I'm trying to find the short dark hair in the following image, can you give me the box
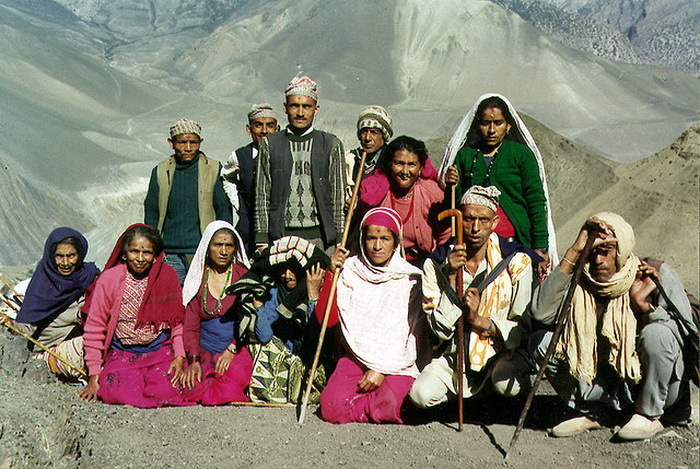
[381,135,429,172]
[120,225,164,258]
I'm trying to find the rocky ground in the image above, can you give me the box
[0,330,698,469]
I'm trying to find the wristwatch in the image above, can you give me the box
[226,343,237,354]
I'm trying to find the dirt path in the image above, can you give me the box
[0,331,697,468]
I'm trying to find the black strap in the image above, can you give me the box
[430,251,518,313]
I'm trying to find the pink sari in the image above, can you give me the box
[98,338,193,408]
[182,347,253,405]
[320,356,415,424]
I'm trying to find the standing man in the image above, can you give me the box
[345,105,393,194]
[144,118,232,284]
[254,76,345,251]
[410,185,534,409]
[529,213,695,440]
[222,104,280,254]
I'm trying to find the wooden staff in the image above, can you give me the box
[437,208,465,431]
[0,274,23,303]
[0,294,87,377]
[229,401,295,408]
[297,151,368,424]
[505,233,596,459]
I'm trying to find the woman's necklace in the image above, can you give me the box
[467,146,500,187]
[389,189,415,224]
[203,265,232,315]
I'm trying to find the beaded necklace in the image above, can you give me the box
[389,190,414,224]
[202,265,232,315]
[467,145,500,187]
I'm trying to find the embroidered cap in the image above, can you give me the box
[357,106,393,142]
[285,76,318,101]
[460,185,501,212]
[169,118,201,138]
[247,104,277,122]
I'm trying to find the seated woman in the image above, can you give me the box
[78,224,190,408]
[228,236,328,403]
[439,93,557,274]
[355,136,450,267]
[317,207,425,424]
[180,221,252,405]
[0,228,99,379]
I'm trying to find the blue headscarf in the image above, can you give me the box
[16,227,100,324]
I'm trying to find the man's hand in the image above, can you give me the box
[630,261,660,315]
[560,216,616,274]
[358,369,385,392]
[464,287,481,323]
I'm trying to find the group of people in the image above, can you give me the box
[0,75,695,444]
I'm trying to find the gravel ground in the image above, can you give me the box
[0,330,697,469]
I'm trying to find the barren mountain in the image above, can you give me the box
[537,0,700,75]
[0,0,698,282]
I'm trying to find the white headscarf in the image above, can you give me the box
[336,208,422,376]
[438,93,558,264]
[182,221,250,306]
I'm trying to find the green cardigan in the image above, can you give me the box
[455,139,548,250]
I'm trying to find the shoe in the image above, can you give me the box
[550,416,602,438]
[617,414,664,441]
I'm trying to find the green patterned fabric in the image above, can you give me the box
[248,336,326,404]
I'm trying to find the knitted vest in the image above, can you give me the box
[155,153,219,235]
[266,130,337,244]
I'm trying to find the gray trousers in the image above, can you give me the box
[528,321,689,421]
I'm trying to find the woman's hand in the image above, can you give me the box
[168,356,187,387]
[306,264,325,301]
[78,375,100,402]
[358,369,385,393]
[445,165,459,186]
[215,349,234,375]
[330,247,349,272]
[183,360,202,389]
[0,313,13,327]
[534,249,551,277]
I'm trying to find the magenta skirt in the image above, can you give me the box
[320,356,415,424]
[183,347,253,406]
[98,341,193,408]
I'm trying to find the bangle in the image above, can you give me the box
[561,257,576,267]
[188,354,200,364]
[482,319,494,338]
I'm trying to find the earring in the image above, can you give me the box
[122,255,127,261]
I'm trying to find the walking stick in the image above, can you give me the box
[437,208,465,431]
[505,233,596,459]
[0,294,88,378]
[298,151,368,424]
[0,275,23,304]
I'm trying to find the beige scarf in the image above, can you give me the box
[557,254,642,385]
[468,234,531,371]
